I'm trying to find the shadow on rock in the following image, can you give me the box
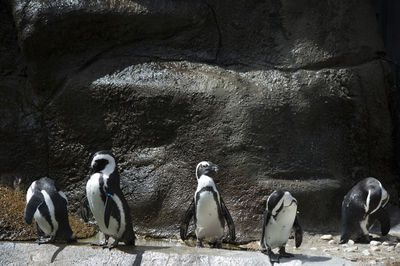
[50,244,66,263]
[281,254,332,264]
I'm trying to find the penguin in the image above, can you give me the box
[260,190,303,263]
[24,177,76,244]
[340,177,390,244]
[180,161,235,248]
[86,150,135,249]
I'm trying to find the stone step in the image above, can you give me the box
[0,242,354,266]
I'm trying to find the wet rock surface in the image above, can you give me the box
[0,0,398,242]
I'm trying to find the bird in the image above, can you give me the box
[340,177,390,244]
[180,161,235,248]
[24,177,76,244]
[260,189,302,263]
[85,150,135,249]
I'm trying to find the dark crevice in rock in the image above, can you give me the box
[202,0,222,62]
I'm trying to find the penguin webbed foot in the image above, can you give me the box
[339,235,349,244]
[210,241,222,249]
[357,235,371,244]
[92,235,110,248]
[107,240,120,250]
[67,235,77,243]
[36,236,55,245]
[261,248,280,263]
[268,252,280,263]
[196,239,204,248]
[279,246,294,258]
[91,241,108,247]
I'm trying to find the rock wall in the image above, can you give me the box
[0,0,397,241]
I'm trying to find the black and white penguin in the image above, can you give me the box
[24,177,76,244]
[340,177,390,244]
[260,190,302,263]
[86,150,135,249]
[180,161,235,248]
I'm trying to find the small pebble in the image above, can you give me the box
[362,250,370,256]
[370,246,380,252]
[344,246,358,252]
[320,234,333,240]
[396,243,400,249]
[341,244,348,248]
[310,247,317,251]
[328,240,336,245]
[323,247,339,252]
[370,240,381,246]
[369,260,377,265]
[347,240,355,245]
[382,241,390,246]
[386,246,394,252]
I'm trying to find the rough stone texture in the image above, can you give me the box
[0,1,47,187]
[0,0,398,241]
[0,242,354,266]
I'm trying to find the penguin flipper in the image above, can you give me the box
[180,198,195,240]
[104,194,120,228]
[293,215,303,248]
[24,194,43,225]
[220,197,235,242]
[80,195,90,222]
[260,210,271,250]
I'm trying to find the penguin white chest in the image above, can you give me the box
[265,204,297,249]
[195,191,223,240]
[86,174,121,237]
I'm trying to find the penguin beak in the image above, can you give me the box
[283,197,297,207]
[209,163,219,174]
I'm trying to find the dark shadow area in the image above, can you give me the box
[132,250,144,266]
[371,204,400,235]
[50,244,66,263]
[115,244,170,266]
[374,0,400,201]
[280,253,332,264]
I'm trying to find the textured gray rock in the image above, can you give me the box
[0,0,397,241]
[0,242,354,266]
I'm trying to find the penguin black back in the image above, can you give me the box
[25,177,75,244]
[267,189,286,214]
[340,177,390,244]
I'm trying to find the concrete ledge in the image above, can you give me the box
[0,242,354,266]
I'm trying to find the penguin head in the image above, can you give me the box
[267,190,297,216]
[196,161,219,179]
[90,150,116,175]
